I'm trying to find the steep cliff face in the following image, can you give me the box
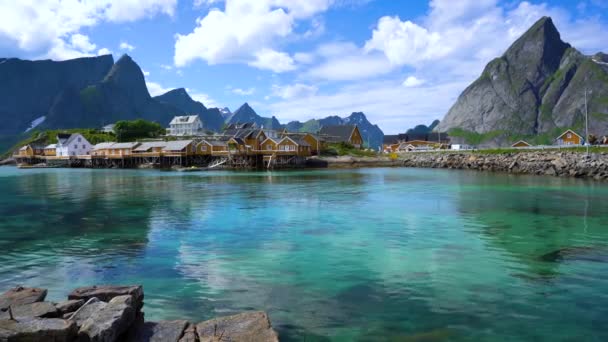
[0,55,114,134]
[437,17,608,145]
[154,88,225,131]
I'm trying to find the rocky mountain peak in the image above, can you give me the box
[103,54,150,100]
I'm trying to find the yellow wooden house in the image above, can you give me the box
[319,125,364,148]
[511,140,532,148]
[555,129,583,146]
[162,140,196,157]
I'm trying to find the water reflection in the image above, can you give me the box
[0,167,607,341]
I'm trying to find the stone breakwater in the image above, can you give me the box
[400,151,608,181]
[315,152,608,180]
[0,285,279,342]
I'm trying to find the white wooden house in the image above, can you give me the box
[55,133,93,157]
[168,115,203,136]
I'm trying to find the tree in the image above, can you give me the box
[588,134,598,145]
[114,119,165,142]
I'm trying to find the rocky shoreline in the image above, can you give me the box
[316,151,608,181]
[0,285,278,342]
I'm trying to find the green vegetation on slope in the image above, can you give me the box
[321,142,377,157]
[114,119,165,142]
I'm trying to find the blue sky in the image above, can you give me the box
[1,0,607,133]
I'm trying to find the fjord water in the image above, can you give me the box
[1,167,607,341]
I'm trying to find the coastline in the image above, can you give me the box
[315,150,608,181]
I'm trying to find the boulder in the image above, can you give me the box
[68,298,108,326]
[0,301,58,320]
[196,311,278,342]
[0,317,77,342]
[128,320,189,342]
[178,324,198,342]
[78,295,136,342]
[0,287,47,311]
[69,285,144,311]
[55,299,85,315]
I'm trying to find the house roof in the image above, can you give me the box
[169,115,200,125]
[261,137,279,145]
[319,125,357,142]
[103,124,115,129]
[93,142,116,150]
[511,140,531,147]
[556,129,583,140]
[229,137,245,145]
[57,133,88,146]
[207,140,228,147]
[133,141,167,152]
[383,135,399,144]
[111,142,140,149]
[19,145,30,151]
[44,144,57,149]
[163,140,193,151]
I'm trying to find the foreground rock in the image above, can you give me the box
[0,287,47,311]
[0,301,58,320]
[0,317,77,341]
[196,311,279,342]
[55,299,85,316]
[128,320,189,342]
[78,295,136,342]
[69,285,144,311]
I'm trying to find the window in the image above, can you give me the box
[567,133,572,138]
[82,145,86,149]
[74,144,77,149]
[202,145,207,151]
[267,144,272,150]
[78,137,81,142]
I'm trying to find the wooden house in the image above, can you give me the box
[17,145,34,157]
[511,140,531,148]
[281,132,320,155]
[43,144,57,156]
[198,140,229,155]
[227,137,248,154]
[162,140,196,156]
[319,125,364,148]
[277,137,312,156]
[107,142,140,157]
[132,141,167,156]
[260,137,279,154]
[555,129,583,145]
[56,133,93,157]
[92,142,115,157]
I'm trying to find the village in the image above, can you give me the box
[13,115,365,170]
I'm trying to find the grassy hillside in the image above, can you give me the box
[3,129,115,158]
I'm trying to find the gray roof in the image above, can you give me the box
[286,137,311,147]
[93,142,115,150]
[133,141,167,152]
[319,125,357,142]
[163,140,193,151]
[44,144,57,149]
[169,115,200,125]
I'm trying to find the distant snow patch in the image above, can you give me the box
[25,116,46,133]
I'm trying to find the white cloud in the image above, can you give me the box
[142,69,150,76]
[188,90,221,108]
[293,52,315,64]
[271,83,318,99]
[402,76,425,87]
[160,64,173,70]
[248,48,296,72]
[97,47,112,55]
[307,53,394,81]
[146,81,173,96]
[173,0,332,71]
[231,87,255,96]
[119,41,135,51]
[0,0,177,60]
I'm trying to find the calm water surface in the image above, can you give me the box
[0,167,607,341]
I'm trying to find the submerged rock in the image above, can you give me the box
[0,286,47,311]
[128,320,189,342]
[0,301,58,320]
[78,295,136,342]
[0,317,77,342]
[69,285,144,311]
[196,311,279,342]
[539,246,608,263]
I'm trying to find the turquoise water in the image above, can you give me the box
[1,167,608,341]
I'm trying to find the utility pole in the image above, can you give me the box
[585,88,588,150]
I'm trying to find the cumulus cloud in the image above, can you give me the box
[0,0,177,59]
[146,81,173,96]
[272,83,318,99]
[173,0,332,71]
[402,76,425,87]
[119,41,135,51]
[188,91,221,108]
[97,47,112,56]
[231,87,255,96]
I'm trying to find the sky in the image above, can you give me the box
[0,0,607,134]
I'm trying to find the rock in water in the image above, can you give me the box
[69,297,108,326]
[196,311,279,342]
[69,285,144,311]
[0,286,47,311]
[128,320,189,342]
[78,295,136,342]
[0,302,58,320]
[0,317,77,342]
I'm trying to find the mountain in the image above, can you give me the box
[406,120,440,135]
[286,112,384,149]
[0,55,114,135]
[220,107,232,119]
[226,103,282,129]
[437,17,608,146]
[154,88,224,131]
[43,54,180,130]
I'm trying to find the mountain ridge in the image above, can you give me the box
[437,16,608,146]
